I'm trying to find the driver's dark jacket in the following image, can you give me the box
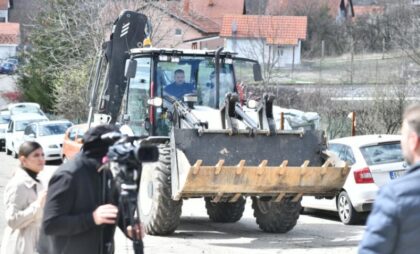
[40,153,125,254]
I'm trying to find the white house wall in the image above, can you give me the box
[225,38,301,67]
[0,45,17,59]
[0,10,7,22]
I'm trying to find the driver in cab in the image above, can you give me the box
[164,69,195,100]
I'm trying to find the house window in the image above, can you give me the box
[192,42,198,49]
[175,28,182,36]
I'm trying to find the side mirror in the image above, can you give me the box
[125,59,137,78]
[253,63,263,81]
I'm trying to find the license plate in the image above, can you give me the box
[389,170,405,180]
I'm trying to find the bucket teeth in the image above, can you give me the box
[273,193,286,202]
[215,160,225,175]
[236,160,246,175]
[257,160,268,175]
[192,160,203,175]
[229,193,242,203]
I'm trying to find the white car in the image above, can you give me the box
[5,113,49,157]
[23,120,73,161]
[301,134,408,224]
[8,102,47,117]
[0,111,10,150]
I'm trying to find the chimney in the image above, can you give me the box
[183,0,190,14]
[208,0,214,6]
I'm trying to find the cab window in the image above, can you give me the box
[126,57,151,136]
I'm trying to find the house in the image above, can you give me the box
[146,0,244,49]
[0,22,19,59]
[0,0,9,22]
[220,15,307,67]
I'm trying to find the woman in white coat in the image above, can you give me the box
[1,141,47,254]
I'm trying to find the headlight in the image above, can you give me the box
[48,144,59,149]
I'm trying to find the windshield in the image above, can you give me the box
[157,56,234,108]
[11,105,43,115]
[15,119,45,131]
[39,123,72,136]
[0,115,10,124]
[360,142,404,166]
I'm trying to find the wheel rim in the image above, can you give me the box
[338,194,350,222]
[139,164,155,216]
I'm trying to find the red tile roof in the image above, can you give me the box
[188,0,244,24]
[0,0,8,10]
[0,23,20,44]
[220,15,307,45]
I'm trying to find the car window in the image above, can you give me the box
[69,128,77,141]
[15,119,45,131]
[360,142,404,166]
[76,128,85,140]
[39,123,72,136]
[0,115,9,124]
[342,146,356,166]
[24,125,32,135]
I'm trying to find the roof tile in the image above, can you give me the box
[0,23,20,44]
[220,15,307,45]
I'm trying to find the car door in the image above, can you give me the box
[359,141,406,187]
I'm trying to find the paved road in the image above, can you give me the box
[0,151,365,254]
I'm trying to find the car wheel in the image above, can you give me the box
[337,191,362,225]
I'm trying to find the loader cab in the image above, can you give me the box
[123,49,261,137]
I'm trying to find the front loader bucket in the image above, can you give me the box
[170,129,349,201]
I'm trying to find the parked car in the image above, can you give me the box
[301,134,408,225]
[61,123,88,162]
[8,102,46,117]
[5,113,49,157]
[0,62,16,75]
[0,111,10,150]
[23,120,73,161]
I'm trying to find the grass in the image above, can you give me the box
[270,51,415,84]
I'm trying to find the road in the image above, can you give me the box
[0,151,365,254]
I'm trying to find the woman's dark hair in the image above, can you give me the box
[19,141,42,157]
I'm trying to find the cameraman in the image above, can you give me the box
[40,125,143,254]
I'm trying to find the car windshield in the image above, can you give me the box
[39,123,72,136]
[16,119,45,131]
[360,142,404,166]
[11,105,43,115]
[0,115,10,124]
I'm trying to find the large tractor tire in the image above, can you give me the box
[205,197,246,223]
[138,144,182,235]
[252,197,301,233]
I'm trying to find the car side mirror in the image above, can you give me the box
[253,63,263,81]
